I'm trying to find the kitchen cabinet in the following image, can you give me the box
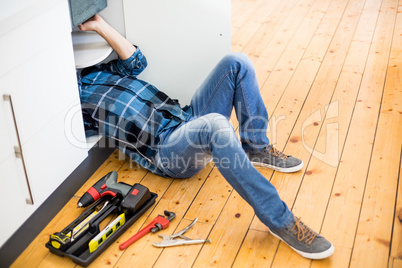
[0,0,231,249]
[0,0,88,246]
[123,0,231,105]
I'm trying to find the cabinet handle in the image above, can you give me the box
[3,94,34,205]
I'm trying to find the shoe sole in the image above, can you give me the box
[251,160,304,173]
[268,230,335,260]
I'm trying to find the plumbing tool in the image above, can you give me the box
[152,218,211,247]
[77,171,132,208]
[119,210,176,250]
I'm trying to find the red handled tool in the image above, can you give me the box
[119,211,175,250]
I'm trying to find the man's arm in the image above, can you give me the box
[79,14,136,60]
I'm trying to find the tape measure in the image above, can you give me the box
[88,213,126,253]
[50,232,71,250]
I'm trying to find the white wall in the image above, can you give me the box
[123,0,231,106]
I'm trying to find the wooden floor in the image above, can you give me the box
[12,0,402,267]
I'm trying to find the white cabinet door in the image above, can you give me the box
[0,0,65,78]
[0,155,35,246]
[1,41,80,145]
[0,5,79,145]
[0,0,88,247]
[23,100,87,204]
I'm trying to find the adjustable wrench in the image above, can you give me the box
[119,211,175,250]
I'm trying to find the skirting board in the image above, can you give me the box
[0,137,115,268]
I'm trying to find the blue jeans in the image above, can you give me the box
[155,53,293,229]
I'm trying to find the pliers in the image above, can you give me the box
[152,218,211,247]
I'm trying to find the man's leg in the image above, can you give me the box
[190,52,303,172]
[156,113,292,229]
[190,52,269,151]
[155,113,334,259]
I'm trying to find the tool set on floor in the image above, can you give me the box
[46,171,157,266]
[46,171,211,267]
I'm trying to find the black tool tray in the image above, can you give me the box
[46,192,157,267]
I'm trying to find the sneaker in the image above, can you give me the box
[269,216,334,259]
[247,145,303,173]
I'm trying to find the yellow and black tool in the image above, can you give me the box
[49,232,71,250]
[88,213,125,253]
[72,201,109,239]
[48,200,109,250]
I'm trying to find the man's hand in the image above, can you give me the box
[78,14,104,33]
[78,14,136,60]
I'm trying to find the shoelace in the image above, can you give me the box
[290,217,317,245]
[266,146,289,161]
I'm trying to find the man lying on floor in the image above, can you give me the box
[76,14,334,259]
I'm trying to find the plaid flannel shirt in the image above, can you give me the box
[77,47,192,176]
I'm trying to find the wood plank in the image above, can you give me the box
[240,0,301,62]
[390,134,402,259]
[270,0,367,151]
[231,0,267,42]
[37,253,76,268]
[250,0,364,233]
[261,0,334,118]
[311,246,352,268]
[320,0,398,249]
[272,0,393,265]
[232,0,288,53]
[113,164,213,267]
[271,241,311,268]
[231,0,265,31]
[350,114,402,267]
[393,258,402,268]
[232,229,278,267]
[276,0,383,232]
[248,0,356,233]
[185,168,232,224]
[190,167,272,232]
[252,0,316,85]
[11,197,81,268]
[153,219,213,268]
[380,2,402,116]
[287,0,386,246]
[250,0,367,234]
[192,191,255,267]
[230,0,246,18]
